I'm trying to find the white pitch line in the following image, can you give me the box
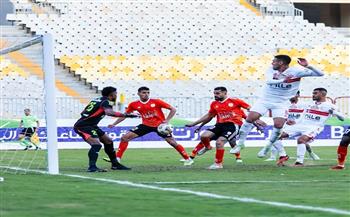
[144,180,350,185]
[1,166,350,216]
[0,121,10,128]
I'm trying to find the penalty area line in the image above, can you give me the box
[1,166,350,216]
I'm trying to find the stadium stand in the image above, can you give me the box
[2,0,350,117]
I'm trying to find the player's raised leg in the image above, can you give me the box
[257,116,285,158]
[230,110,261,154]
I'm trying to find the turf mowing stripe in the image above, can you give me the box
[144,180,350,184]
[1,166,350,216]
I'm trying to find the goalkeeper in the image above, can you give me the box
[18,108,40,150]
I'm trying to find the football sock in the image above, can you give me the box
[116,141,129,160]
[175,144,189,160]
[191,142,204,158]
[88,144,102,167]
[337,145,348,166]
[238,121,254,146]
[215,149,225,164]
[296,143,306,164]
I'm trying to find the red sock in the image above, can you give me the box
[175,144,189,160]
[235,152,241,159]
[202,137,211,149]
[215,149,225,164]
[191,142,204,157]
[116,141,129,159]
[337,145,348,166]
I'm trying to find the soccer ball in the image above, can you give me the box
[157,123,173,135]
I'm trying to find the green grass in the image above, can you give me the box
[1,147,350,217]
[0,120,19,128]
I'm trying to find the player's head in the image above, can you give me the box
[312,88,327,101]
[24,108,31,116]
[138,86,150,101]
[272,55,291,70]
[289,90,300,103]
[102,86,117,102]
[213,87,227,101]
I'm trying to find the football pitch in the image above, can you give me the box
[1,147,349,217]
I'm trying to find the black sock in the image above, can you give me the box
[104,143,117,164]
[88,144,102,167]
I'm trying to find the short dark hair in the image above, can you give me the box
[313,87,327,93]
[214,87,227,92]
[138,86,150,92]
[275,55,291,65]
[101,86,117,97]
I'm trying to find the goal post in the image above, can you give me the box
[0,33,59,175]
[43,34,59,175]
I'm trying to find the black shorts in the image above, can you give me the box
[21,127,36,137]
[207,123,239,140]
[130,124,172,138]
[74,125,105,141]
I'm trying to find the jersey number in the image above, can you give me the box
[86,102,97,112]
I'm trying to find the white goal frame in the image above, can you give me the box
[0,34,59,174]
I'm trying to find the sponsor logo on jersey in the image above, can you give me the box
[305,113,321,121]
[269,83,292,89]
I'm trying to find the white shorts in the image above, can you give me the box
[283,124,324,139]
[250,100,288,118]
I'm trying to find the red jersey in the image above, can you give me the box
[126,99,172,127]
[208,98,250,125]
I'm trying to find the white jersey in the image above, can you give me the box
[298,101,337,127]
[287,102,305,122]
[261,66,324,103]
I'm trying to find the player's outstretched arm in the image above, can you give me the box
[329,109,345,121]
[108,117,127,128]
[296,58,324,77]
[186,113,214,127]
[194,116,214,133]
[104,108,139,118]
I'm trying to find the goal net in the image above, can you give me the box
[0,29,58,175]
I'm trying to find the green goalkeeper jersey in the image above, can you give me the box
[21,115,38,128]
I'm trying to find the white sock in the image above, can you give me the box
[273,140,287,157]
[266,127,282,148]
[296,143,306,163]
[238,121,254,146]
[270,145,278,158]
